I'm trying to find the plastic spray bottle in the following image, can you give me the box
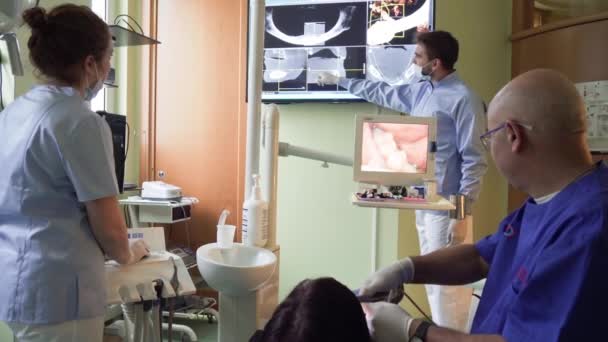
[242,174,268,247]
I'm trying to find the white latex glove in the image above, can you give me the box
[127,239,150,264]
[448,216,469,246]
[363,302,413,342]
[317,71,340,86]
[360,257,414,297]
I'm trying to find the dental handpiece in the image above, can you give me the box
[354,286,405,304]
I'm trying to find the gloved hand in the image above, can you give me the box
[363,302,413,342]
[448,216,470,246]
[127,239,150,264]
[317,71,340,86]
[360,257,414,297]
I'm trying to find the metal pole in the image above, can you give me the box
[244,0,266,199]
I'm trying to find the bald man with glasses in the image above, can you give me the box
[361,69,608,342]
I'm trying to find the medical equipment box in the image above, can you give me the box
[141,181,183,200]
[138,202,191,223]
[119,197,197,224]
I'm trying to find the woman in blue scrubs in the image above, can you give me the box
[0,5,148,342]
[358,69,608,342]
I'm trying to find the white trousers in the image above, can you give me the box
[6,316,104,342]
[415,211,473,331]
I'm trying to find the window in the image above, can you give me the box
[91,0,107,112]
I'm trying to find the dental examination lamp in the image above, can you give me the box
[0,0,38,76]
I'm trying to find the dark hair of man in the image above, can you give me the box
[416,30,459,70]
[250,277,372,342]
[22,4,110,84]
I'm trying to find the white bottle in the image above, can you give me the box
[242,174,268,247]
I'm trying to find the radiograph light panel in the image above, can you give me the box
[264,2,368,48]
[366,45,414,85]
[263,48,309,92]
[260,0,434,101]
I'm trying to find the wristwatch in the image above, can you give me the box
[409,320,433,342]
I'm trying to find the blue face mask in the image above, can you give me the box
[84,65,104,101]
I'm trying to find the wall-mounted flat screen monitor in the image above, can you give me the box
[353,114,436,186]
[260,0,435,103]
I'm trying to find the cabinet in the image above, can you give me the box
[509,6,608,211]
[150,0,248,248]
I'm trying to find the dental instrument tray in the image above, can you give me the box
[351,192,456,211]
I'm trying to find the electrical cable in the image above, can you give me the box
[114,14,145,34]
[124,120,130,159]
[167,199,193,249]
[179,204,192,249]
[115,19,137,33]
[403,291,434,323]
[123,205,130,227]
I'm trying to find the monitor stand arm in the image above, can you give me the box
[423,179,439,202]
[278,142,353,168]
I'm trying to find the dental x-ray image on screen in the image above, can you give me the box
[366,45,415,86]
[306,46,366,91]
[367,0,430,45]
[260,0,434,102]
[264,2,368,48]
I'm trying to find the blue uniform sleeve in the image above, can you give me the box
[454,93,487,201]
[59,114,119,202]
[475,230,501,265]
[338,78,415,113]
[501,213,608,341]
[475,211,521,265]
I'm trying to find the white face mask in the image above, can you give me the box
[84,64,104,101]
[404,60,435,84]
[404,63,426,84]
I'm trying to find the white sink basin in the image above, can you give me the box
[196,243,276,296]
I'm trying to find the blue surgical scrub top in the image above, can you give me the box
[0,85,118,324]
[472,162,608,341]
[339,73,487,203]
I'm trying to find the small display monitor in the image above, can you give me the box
[353,114,436,186]
[97,111,127,193]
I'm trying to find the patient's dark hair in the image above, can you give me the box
[250,277,371,342]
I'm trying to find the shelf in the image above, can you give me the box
[119,196,199,224]
[109,24,161,47]
[119,196,198,207]
[351,194,455,211]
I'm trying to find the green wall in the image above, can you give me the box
[276,103,400,299]
[276,0,512,304]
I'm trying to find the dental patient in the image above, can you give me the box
[250,277,372,342]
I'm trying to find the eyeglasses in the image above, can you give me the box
[480,121,533,150]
